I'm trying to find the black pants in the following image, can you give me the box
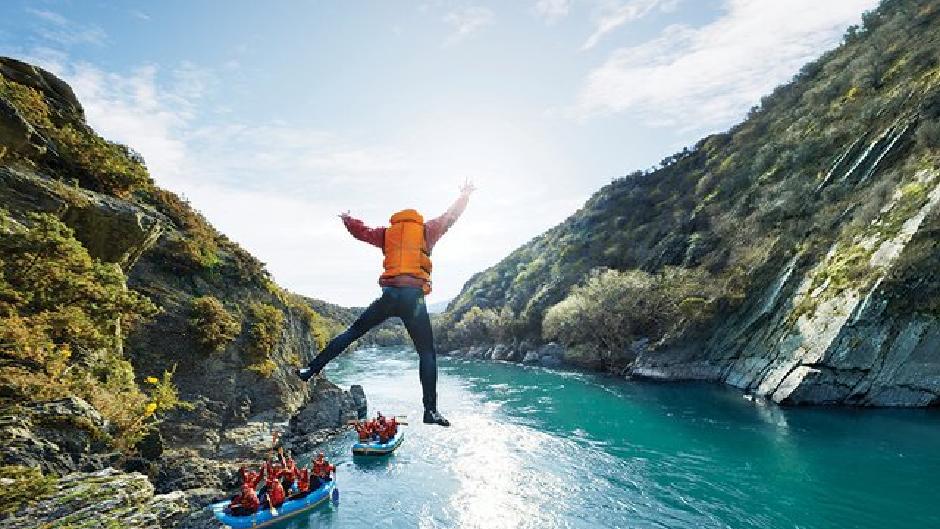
[307,286,438,411]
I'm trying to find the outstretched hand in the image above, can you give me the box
[338,210,351,220]
[459,178,477,195]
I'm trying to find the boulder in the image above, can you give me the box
[491,344,510,361]
[175,488,228,529]
[505,348,525,362]
[540,355,563,368]
[154,449,241,494]
[521,351,541,364]
[0,468,190,529]
[349,384,368,418]
[216,414,287,460]
[0,97,45,159]
[0,56,85,118]
[0,397,115,476]
[538,342,565,358]
[289,379,359,434]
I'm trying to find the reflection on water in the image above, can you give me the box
[278,347,940,529]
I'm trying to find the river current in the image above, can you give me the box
[285,346,938,529]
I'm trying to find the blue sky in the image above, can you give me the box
[0,0,878,306]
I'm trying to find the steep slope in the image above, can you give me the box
[0,55,358,461]
[440,0,940,406]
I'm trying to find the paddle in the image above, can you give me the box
[268,432,280,517]
[331,463,340,506]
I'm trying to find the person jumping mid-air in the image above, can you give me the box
[296,180,475,426]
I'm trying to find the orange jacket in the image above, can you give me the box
[341,192,469,294]
[381,209,432,293]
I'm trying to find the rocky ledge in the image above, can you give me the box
[442,342,568,369]
[0,379,365,528]
[0,468,191,529]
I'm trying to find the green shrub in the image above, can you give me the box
[0,213,187,451]
[247,302,284,355]
[286,294,329,350]
[440,304,523,348]
[245,358,277,378]
[189,296,241,352]
[149,188,221,272]
[542,267,720,366]
[0,77,151,197]
[0,465,57,516]
[245,302,284,376]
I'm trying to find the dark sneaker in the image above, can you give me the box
[295,367,318,382]
[423,410,450,427]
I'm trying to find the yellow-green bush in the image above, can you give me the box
[0,213,186,451]
[245,358,277,378]
[542,267,719,366]
[247,302,284,354]
[189,296,241,352]
[245,302,284,376]
[286,295,329,350]
[0,465,57,516]
[149,188,221,272]
[0,77,151,197]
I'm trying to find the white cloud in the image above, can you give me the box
[534,0,571,24]
[574,0,879,128]
[443,6,495,45]
[27,8,107,46]
[581,0,676,50]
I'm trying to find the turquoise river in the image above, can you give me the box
[282,346,938,529]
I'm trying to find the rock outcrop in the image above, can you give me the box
[0,468,192,529]
[284,379,363,453]
[0,397,115,475]
[632,168,940,406]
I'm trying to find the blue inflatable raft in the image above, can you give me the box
[211,480,336,529]
[352,430,404,456]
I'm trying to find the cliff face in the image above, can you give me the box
[442,0,940,406]
[633,168,940,406]
[0,56,361,458]
[0,54,367,526]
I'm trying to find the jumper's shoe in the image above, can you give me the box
[294,366,319,382]
[423,410,451,427]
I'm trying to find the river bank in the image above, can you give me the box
[0,379,366,529]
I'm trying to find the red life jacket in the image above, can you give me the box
[312,459,327,477]
[240,486,259,510]
[267,478,286,507]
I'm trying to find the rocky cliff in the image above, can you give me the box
[441,0,940,407]
[0,56,363,526]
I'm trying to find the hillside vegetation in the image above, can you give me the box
[0,56,341,455]
[439,0,940,406]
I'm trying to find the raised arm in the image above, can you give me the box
[340,212,385,249]
[425,180,475,251]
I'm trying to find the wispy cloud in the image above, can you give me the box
[443,6,495,45]
[573,0,879,128]
[534,0,571,24]
[581,0,677,50]
[27,8,107,46]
